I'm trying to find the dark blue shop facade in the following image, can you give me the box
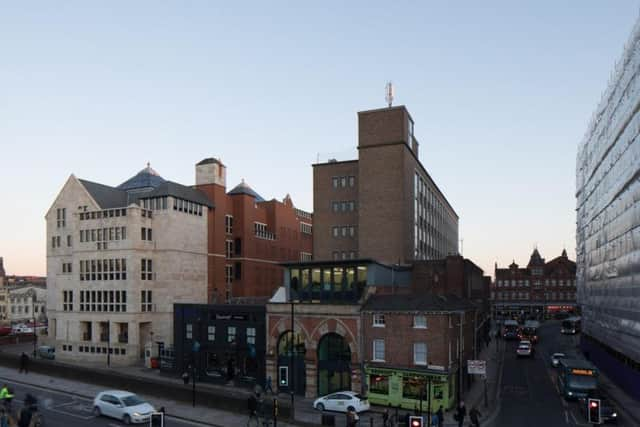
[170,304,266,389]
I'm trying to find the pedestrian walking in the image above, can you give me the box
[0,408,9,427]
[181,371,189,385]
[19,353,29,374]
[382,408,390,427]
[246,392,259,427]
[454,400,466,427]
[469,406,482,427]
[264,375,273,394]
[436,406,444,427]
[346,408,358,426]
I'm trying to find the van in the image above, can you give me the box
[37,346,55,360]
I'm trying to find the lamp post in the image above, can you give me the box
[32,299,36,358]
[107,319,111,367]
[290,300,295,420]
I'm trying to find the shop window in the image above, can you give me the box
[402,376,426,400]
[369,374,389,395]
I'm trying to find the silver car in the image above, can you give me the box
[550,352,566,367]
[93,390,155,424]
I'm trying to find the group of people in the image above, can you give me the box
[0,384,42,427]
[455,401,482,427]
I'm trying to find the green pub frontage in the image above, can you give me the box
[365,366,454,411]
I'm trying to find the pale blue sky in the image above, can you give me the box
[1,1,638,276]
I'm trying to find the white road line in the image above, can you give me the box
[564,410,569,424]
[569,410,578,424]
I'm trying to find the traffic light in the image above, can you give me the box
[588,398,601,424]
[409,415,423,427]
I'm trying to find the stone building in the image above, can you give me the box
[45,164,210,365]
[7,285,47,323]
[194,158,313,303]
[491,249,577,320]
[312,105,458,264]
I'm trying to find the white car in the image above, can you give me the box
[313,391,370,413]
[93,390,155,424]
[516,342,533,357]
[550,352,566,367]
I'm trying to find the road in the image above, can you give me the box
[490,320,632,427]
[0,380,205,427]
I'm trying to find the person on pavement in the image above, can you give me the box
[436,405,444,427]
[469,406,482,427]
[247,392,258,426]
[0,408,9,427]
[455,400,466,427]
[0,385,13,413]
[382,408,390,427]
[19,353,29,374]
[264,375,273,394]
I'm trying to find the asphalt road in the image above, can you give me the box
[489,320,632,427]
[0,380,205,427]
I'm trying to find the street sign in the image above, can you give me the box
[467,360,486,375]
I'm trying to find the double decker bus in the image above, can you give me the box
[502,319,520,340]
[520,320,540,343]
[558,359,598,400]
[561,316,581,334]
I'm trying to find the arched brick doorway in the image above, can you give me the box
[317,333,351,396]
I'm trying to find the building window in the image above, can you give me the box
[414,343,427,365]
[348,176,355,187]
[141,259,153,281]
[225,215,233,234]
[300,223,312,235]
[226,240,234,258]
[186,324,193,340]
[349,226,355,237]
[225,265,233,284]
[141,290,152,312]
[332,177,339,188]
[373,339,385,361]
[141,227,153,241]
[332,226,339,238]
[234,262,242,280]
[208,326,215,341]
[227,326,236,343]
[373,313,385,327]
[332,201,340,212]
[67,235,72,247]
[56,207,66,228]
[247,327,256,344]
[340,177,347,187]
[413,315,427,329]
[300,252,312,262]
[332,252,339,260]
[63,291,73,311]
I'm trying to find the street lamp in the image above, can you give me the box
[32,298,36,358]
[289,299,295,420]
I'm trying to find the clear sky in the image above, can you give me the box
[1,1,638,277]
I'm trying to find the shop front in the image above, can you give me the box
[365,366,453,411]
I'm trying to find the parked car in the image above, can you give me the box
[37,345,55,360]
[313,391,370,413]
[578,394,618,424]
[516,341,533,357]
[550,352,566,368]
[93,390,155,424]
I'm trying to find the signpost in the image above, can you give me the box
[467,360,488,408]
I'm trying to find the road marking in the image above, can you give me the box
[564,410,569,424]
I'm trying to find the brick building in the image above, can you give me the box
[362,294,476,411]
[265,255,488,406]
[491,249,577,320]
[312,105,458,264]
[194,158,313,303]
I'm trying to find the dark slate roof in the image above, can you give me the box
[227,180,265,202]
[139,181,214,207]
[117,165,166,191]
[79,179,129,209]
[361,293,476,313]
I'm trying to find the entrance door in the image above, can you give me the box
[317,333,351,396]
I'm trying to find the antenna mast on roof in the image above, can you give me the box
[385,82,394,107]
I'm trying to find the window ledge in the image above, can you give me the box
[413,326,427,329]
[373,324,386,328]
[372,359,385,363]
